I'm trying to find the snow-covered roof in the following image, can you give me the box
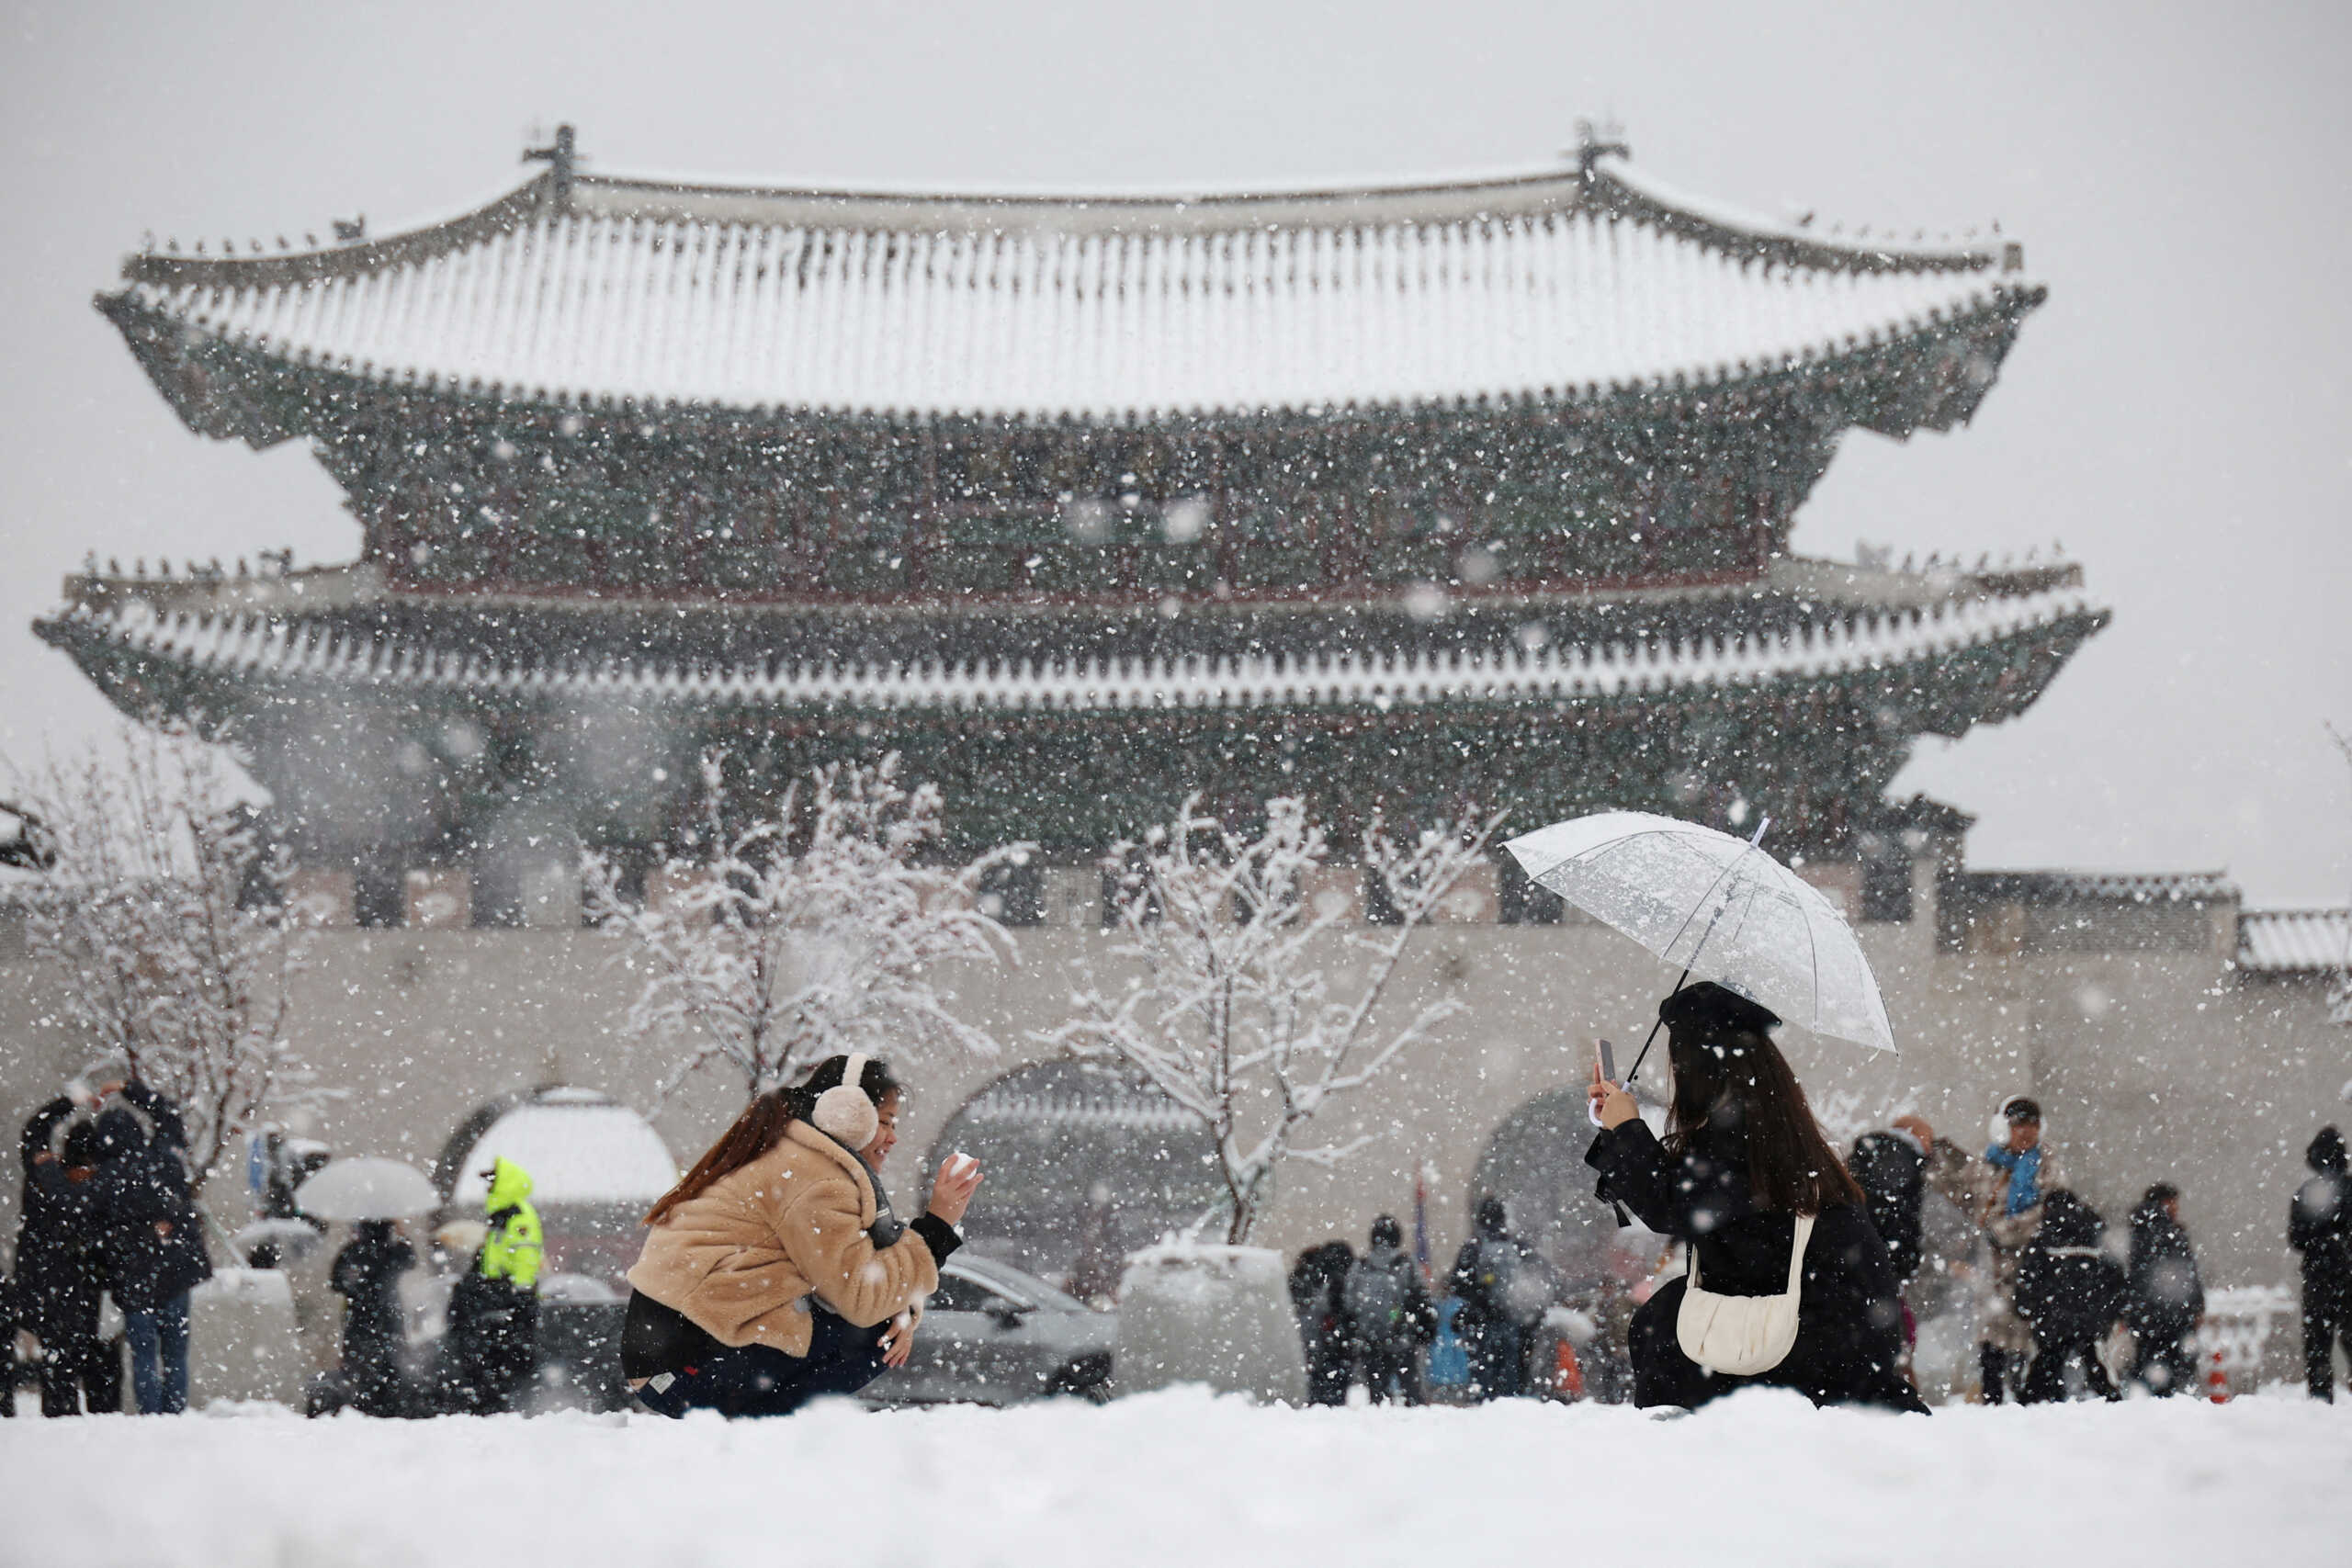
[1948,870,2239,905]
[106,154,2036,421]
[2236,908,2351,975]
[42,578,2102,716]
[448,1092,677,1207]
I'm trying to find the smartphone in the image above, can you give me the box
[1597,1038,1618,1083]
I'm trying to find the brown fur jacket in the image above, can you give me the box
[627,1120,937,1357]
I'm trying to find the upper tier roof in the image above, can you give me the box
[105,147,2040,421]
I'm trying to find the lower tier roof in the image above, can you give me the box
[40,568,2102,736]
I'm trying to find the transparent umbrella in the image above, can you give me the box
[294,1156,438,1222]
[1503,809,1896,1080]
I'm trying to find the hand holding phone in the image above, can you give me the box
[1587,1039,1623,1128]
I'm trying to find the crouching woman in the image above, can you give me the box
[622,1054,982,1416]
[1585,983,1926,1415]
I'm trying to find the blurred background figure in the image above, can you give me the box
[1448,1195,1542,1402]
[329,1219,415,1417]
[1286,1240,1354,1407]
[17,1103,117,1416]
[94,1079,211,1416]
[2290,1126,2349,1402]
[1344,1215,1435,1405]
[2015,1190,2125,1404]
[1978,1097,2063,1404]
[2125,1182,2204,1396]
[445,1156,541,1413]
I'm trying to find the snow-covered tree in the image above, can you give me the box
[585,751,1023,1104]
[1048,795,1499,1245]
[8,728,313,1200]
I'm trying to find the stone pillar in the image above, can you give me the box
[1043,867,1104,929]
[518,859,582,929]
[284,868,355,928]
[1795,861,1860,922]
[1429,863,1498,924]
[1302,866,1363,924]
[402,867,472,930]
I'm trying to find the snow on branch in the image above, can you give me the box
[6,726,319,1201]
[585,751,1023,1103]
[1046,795,1500,1245]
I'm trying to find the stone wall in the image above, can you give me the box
[2,862,2343,1290]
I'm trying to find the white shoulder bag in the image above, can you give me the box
[1676,1212,1815,1376]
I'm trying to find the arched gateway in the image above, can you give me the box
[927,1062,1221,1288]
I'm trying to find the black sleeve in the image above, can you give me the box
[20,1098,74,1174]
[910,1213,963,1266]
[1583,1120,1753,1241]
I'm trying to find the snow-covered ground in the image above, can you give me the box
[6,1389,2346,1567]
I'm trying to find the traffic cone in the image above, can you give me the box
[2204,1348,2231,1404]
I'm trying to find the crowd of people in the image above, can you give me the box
[1287,986,2352,1412]
[6,1028,2348,1417]
[1,1076,548,1418]
[3,1078,210,1415]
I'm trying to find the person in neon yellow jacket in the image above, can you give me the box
[446,1156,543,1412]
[477,1156,542,1291]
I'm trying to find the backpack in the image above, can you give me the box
[1346,1253,1414,1347]
[1469,1237,1529,1326]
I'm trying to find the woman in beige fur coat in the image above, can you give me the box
[622,1053,983,1416]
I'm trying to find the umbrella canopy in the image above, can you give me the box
[295,1156,438,1221]
[1504,810,1895,1055]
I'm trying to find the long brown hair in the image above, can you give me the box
[643,1055,900,1225]
[1664,1025,1864,1215]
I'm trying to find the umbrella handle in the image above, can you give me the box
[1620,963,1690,1091]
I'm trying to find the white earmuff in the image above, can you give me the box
[811,1052,879,1148]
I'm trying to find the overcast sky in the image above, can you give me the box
[1,1,2345,902]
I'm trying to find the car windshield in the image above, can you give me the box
[954,1257,1091,1314]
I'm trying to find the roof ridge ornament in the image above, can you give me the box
[1573,118,1631,177]
[526,124,581,210]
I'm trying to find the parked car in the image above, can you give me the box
[866,1253,1115,1407]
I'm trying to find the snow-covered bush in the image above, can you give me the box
[1048,795,1498,1245]
[584,751,1023,1103]
[7,727,316,1199]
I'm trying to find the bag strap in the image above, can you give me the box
[1784,1213,1817,1294]
[1687,1212,1817,1296]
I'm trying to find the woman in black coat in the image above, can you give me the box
[94,1082,213,1416]
[1585,983,1925,1414]
[330,1220,415,1416]
[16,1105,119,1416]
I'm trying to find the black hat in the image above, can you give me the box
[1657,980,1781,1036]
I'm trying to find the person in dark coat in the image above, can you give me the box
[1849,1118,1931,1289]
[2014,1189,2126,1404]
[16,1107,119,1416]
[329,1220,415,1416]
[1345,1214,1437,1404]
[1585,983,1926,1415]
[2125,1182,2204,1396]
[93,1081,213,1415]
[1448,1195,1546,1401]
[2290,1125,2350,1401]
[1287,1240,1356,1406]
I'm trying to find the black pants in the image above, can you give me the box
[2021,1337,2120,1404]
[2305,1285,2346,1401]
[2132,1330,2197,1397]
[40,1336,120,1416]
[1360,1342,1425,1405]
[1979,1343,2026,1404]
[635,1306,889,1418]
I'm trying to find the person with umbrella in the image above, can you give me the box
[328,1219,415,1416]
[1585,982,1925,1413]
